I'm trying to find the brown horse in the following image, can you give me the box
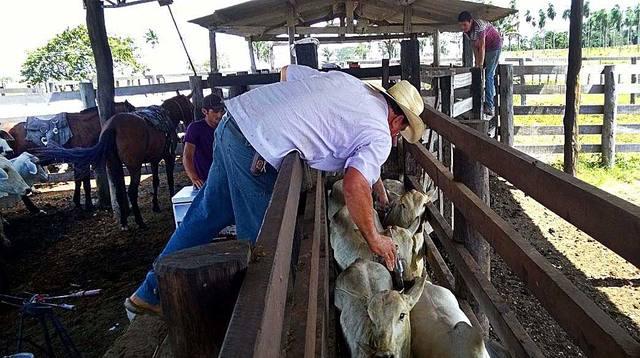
[2,101,136,211]
[35,95,193,229]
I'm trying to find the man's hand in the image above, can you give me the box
[190,175,204,189]
[368,233,397,270]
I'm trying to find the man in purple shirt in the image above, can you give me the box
[459,11,503,116]
[183,94,224,188]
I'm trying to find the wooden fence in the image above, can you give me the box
[145,61,640,358]
[497,63,640,161]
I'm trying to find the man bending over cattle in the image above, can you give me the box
[458,11,503,116]
[125,64,426,316]
[183,94,224,189]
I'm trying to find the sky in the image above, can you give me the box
[0,0,636,82]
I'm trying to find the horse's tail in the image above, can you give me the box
[33,127,117,169]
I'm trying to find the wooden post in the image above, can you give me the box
[155,240,251,358]
[453,119,491,334]
[400,38,421,90]
[433,30,441,66]
[463,36,473,67]
[471,67,484,120]
[209,28,218,73]
[400,38,420,182]
[439,73,454,226]
[229,71,248,98]
[79,82,96,109]
[499,65,514,146]
[381,58,390,89]
[85,0,117,212]
[287,4,296,64]
[631,57,637,104]
[247,38,257,74]
[189,75,204,122]
[563,0,583,175]
[602,65,617,168]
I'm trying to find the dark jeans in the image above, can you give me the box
[134,113,278,305]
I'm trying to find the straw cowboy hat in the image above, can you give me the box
[368,80,426,143]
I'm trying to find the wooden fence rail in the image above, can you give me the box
[219,152,302,357]
[498,64,640,161]
[410,103,640,357]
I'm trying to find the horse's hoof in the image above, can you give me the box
[1,239,12,248]
[38,210,47,216]
[85,205,95,212]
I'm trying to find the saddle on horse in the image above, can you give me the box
[133,105,178,154]
[25,113,72,147]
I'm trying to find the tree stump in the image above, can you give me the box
[155,240,251,358]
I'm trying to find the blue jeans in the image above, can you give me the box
[485,48,501,110]
[134,113,278,305]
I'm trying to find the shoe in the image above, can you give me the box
[483,107,495,116]
[124,296,161,321]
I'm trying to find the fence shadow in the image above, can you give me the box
[489,175,640,356]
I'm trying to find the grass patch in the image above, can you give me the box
[503,45,640,60]
[514,114,639,126]
[551,153,640,186]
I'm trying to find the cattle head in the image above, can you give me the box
[11,152,48,186]
[362,276,427,358]
[383,190,429,231]
[0,156,30,197]
[386,226,423,282]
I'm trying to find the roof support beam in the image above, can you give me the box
[403,5,413,34]
[287,3,296,64]
[345,0,355,33]
[247,37,257,73]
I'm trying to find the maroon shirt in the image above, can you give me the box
[464,19,502,52]
[184,120,215,180]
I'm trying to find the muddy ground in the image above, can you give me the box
[0,172,189,357]
[0,172,638,357]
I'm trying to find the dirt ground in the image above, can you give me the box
[489,176,640,357]
[0,170,638,357]
[0,172,189,357]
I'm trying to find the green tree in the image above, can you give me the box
[253,41,275,70]
[377,39,399,59]
[537,9,547,49]
[321,47,334,63]
[144,29,159,48]
[335,46,357,62]
[353,43,370,60]
[546,3,556,48]
[21,25,144,85]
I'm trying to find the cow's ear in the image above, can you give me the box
[26,161,38,175]
[0,130,15,142]
[404,275,426,309]
[0,168,8,180]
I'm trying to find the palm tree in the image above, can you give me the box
[547,3,557,48]
[610,5,622,47]
[538,9,547,49]
[583,1,591,48]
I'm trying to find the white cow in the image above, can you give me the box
[0,156,31,247]
[335,259,426,358]
[0,152,49,214]
[10,152,49,187]
[410,280,490,358]
[330,205,422,281]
